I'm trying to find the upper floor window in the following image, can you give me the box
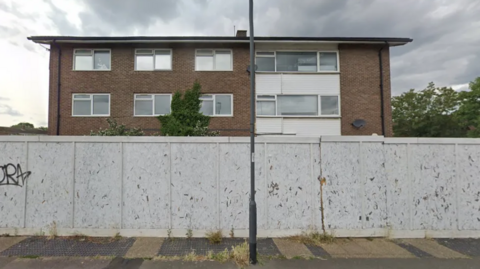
[255,51,338,72]
[74,49,111,70]
[72,94,110,116]
[257,95,339,117]
[134,94,171,116]
[200,94,233,116]
[195,49,232,71]
[135,49,172,71]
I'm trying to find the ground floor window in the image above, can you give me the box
[199,94,233,116]
[134,94,172,116]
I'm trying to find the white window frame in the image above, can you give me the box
[134,49,173,71]
[133,94,172,117]
[256,94,341,118]
[200,94,234,117]
[318,51,340,73]
[195,49,233,71]
[72,93,111,117]
[255,50,340,73]
[73,49,111,71]
[256,95,277,116]
[319,95,341,116]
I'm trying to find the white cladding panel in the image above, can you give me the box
[256,118,341,136]
[281,74,340,95]
[256,75,281,95]
[256,74,340,95]
[256,118,282,134]
[282,119,341,136]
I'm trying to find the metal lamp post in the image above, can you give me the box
[248,0,257,264]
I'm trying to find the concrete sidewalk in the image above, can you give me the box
[1,257,480,269]
[0,236,479,268]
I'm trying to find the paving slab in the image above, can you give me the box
[399,239,468,259]
[0,257,15,267]
[304,244,331,259]
[0,237,135,257]
[273,239,313,259]
[0,237,26,253]
[318,241,349,258]
[140,260,238,269]
[103,257,145,269]
[2,257,111,269]
[436,239,480,257]
[354,239,415,258]
[331,239,373,258]
[256,257,480,269]
[394,241,433,258]
[125,238,164,258]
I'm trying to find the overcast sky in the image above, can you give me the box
[1,0,479,127]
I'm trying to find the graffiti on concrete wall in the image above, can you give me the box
[0,163,31,187]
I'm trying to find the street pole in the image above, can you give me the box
[248,0,257,265]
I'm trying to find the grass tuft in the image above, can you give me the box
[20,255,40,259]
[205,230,223,244]
[186,229,193,239]
[206,248,231,263]
[183,250,198,262]
[231,241,249,268]
[287,231,335,246]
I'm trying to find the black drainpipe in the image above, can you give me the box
[52,40,62,135]
[378,41,389,136]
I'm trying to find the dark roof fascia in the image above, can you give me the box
[28,36,413,46]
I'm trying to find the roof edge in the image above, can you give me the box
[27,36,413,46]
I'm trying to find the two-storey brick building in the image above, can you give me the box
[28,32,412,136]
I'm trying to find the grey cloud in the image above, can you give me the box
[45,1,82,36]
[21,0,480,95]
[0,1,38,20]
[245,0,480,94]
[0,104,23,117]
[0,25,21,37]
[76,0,182,35]
[182,0,479,93]
[22,42,36,52]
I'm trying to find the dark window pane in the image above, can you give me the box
[277,95,318,116]
[256,57,275,71]
[93,95,109,115]
[321,96,339,115]
[94,51,110,70]
[276,52,317,72]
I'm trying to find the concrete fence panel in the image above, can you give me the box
[1,136,480,238]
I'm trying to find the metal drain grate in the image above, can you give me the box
[158,238,281,256]
[0,237,135,257]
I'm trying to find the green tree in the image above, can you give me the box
[90,118,144,136]
[11,122,34,129]
[158,82,218,136]
[392,82,465,137]
[455,77,480,137]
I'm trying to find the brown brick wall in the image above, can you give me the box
[48,42,393,137]
[339,44,393,136]
[49,43,251,136]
